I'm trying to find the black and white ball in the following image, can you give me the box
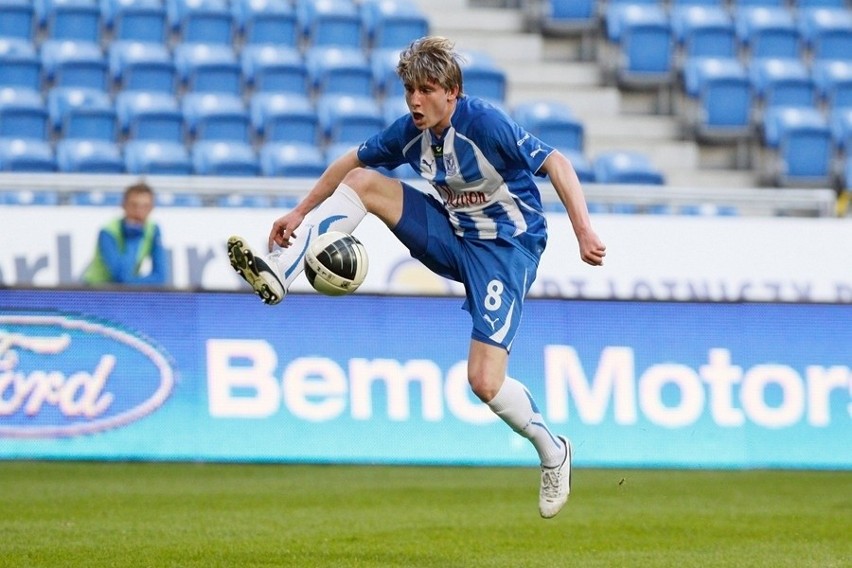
[304,231,369,296]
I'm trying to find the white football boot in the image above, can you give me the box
[227,235,286,305]
[539,436,572,519]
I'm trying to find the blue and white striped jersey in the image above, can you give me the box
[357,95,554,256]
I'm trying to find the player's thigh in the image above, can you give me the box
[463,240,538,351]
[342,168,404,227]
[391,183,463,281]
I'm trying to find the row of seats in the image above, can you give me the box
[0,0,430,50]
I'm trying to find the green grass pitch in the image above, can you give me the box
[0,462,848,567]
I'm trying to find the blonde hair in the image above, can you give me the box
[396,36,464,95]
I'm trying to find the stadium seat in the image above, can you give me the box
[67,190,123,205]
[0,38,41,91]
[56,139,124,173]
[297,0,363,48]
[155,191,204,206]
[241,45,307,94]
[799,8,852,62]
[813,60,852,111]
[762,106,832,186]
[124,139,193,174]
[260,141,326,177]
[232,0,298,46]
[182,92,250,142]
[534,0,597,38]
[382,96,408,126]
[372,48,403,98]
[682,57,753,141]
[610,5,674,89]
[37,0,102,42]
[458,50,507,103]
[671,5,737,62]
[360,0,429,49]
[250,92,318,144]
[734,6,800,60]
[317,94,384,144]
[0,138,56,172]
[47,87,116,141]
[40,39,108,90]
[604,0,661,45]
[0,0,36,41]
[512,100,584,152]
[103,0,168,43]
[192,140,259,176]
[306,46,373,97]
[0,188,60,205]
[593,151,666,185]
[750,58,817,113]
[0,88,48,140]
[830,107,852,156]
[116,90,183,141]
[109,41,176,93]
[174,42,241,95]
[167,0,234,45]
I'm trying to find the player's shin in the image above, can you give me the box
[270,184,367,288]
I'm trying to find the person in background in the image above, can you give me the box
[83,182,168,286]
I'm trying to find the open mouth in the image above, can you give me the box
[412,112,425,121]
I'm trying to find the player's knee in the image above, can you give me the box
[468,373,500,403]
[341,168,381,199]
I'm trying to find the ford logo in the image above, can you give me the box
[0,313,175,438]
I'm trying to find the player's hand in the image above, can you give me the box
[268,211,305,251]
[578,230,606,266]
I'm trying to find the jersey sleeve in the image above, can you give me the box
[477,107,554,177]
[356,118,408,169]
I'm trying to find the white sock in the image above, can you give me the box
[268,184,367,288]
[487,377,566,468]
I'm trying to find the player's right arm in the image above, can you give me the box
[268,148,363,250]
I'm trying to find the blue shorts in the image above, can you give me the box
[391,183,541,351]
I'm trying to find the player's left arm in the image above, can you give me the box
[540,150,607,267]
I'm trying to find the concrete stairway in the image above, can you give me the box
[415,0,760,189]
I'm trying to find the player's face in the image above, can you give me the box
[404,79,459,136]
[123,192,153,225]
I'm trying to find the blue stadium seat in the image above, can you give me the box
[250,92,318,144]
[799,8,852,62]
[512,100,584,152]
[0,88,48,140]
[306,46,373,97]
[371,48,403,98]
[682,57,753,141]
[109,41,176,93]
[671,5,737,61]
[67,190,123,205]
[192,140,259,176]
[0,138,56,172]
[0,0,36,41]
[47,87,116,141]
[317,94,383,144]
[182,92,250,142]
[536,0,597,37]
[232,0,297,46]
[241,45,307,94]
[458,50,507,103]
[750,58,817,113]
[56,139,124,172]
[762,106,832,186]
[167,0,234,44]
[174,42,241,95]
[124,139,193,174]
[297,0,363,48]
[37,0,102,42]
[604,0,661,45]
[0,188,60,205]
[360,0,428,49]
[103,0,168,43]
[734,6,800,60]
[382,96,408,126]
[216,193,273,207]
[41,39,108,90]
[830,107,852,156]
[0,38,41,91]
[813,60,852,111]
[155,191,204,206]
[593,151,666,185]
[610,5,674,88]
[260,141,326,177]
[116,90,183,141]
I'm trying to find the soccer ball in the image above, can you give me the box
[304,231,369,296]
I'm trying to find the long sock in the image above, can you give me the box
[487,377,566,468]
[268,184,367,288]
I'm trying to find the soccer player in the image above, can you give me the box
[228,36,606,519]
[83,182,169,286]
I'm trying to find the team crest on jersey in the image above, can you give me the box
[443,153,458,177]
